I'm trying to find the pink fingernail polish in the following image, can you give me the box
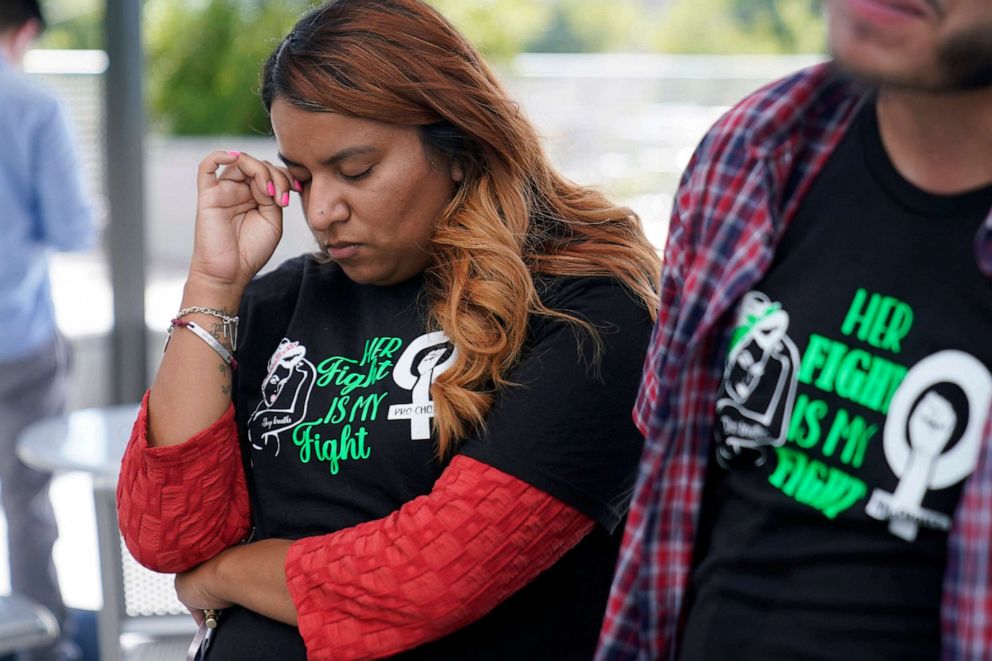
[293,179,302,192]
[267,181,275,197]
[281,192,290,206]
[227,150,240,157]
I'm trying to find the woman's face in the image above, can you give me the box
[271,99,462,286]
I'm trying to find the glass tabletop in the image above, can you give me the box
[16,404,141,482]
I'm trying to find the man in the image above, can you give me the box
[597,0,992,659]
[0,1,94,659]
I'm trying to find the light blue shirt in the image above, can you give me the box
[0,53,94,361]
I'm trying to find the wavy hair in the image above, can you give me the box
[261,0,660,457]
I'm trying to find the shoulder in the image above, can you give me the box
[718,63,847,126]
[460,275,653,531]
[694,62,861,168]
[536,275,650,324]
[531,275,653,357]
[0,70,61,120]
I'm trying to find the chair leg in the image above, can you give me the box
[93,483,122,661]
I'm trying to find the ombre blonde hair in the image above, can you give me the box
[262,0,660,456]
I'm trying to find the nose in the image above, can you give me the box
[305,177,350,232]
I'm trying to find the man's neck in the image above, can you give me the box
[0,35,19,67]
[876,87,992,195]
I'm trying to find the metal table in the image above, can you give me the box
[16,404,194,661]
[17,405,139,484]
[0,594,58,656]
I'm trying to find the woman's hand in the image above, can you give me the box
[175,555,235,624]
[186,150,297,294]
[173,540,298,626]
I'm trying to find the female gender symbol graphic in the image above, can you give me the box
[388,331,458,440]
[868,350,992,541]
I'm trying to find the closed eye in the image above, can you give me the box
[341,167,373,182]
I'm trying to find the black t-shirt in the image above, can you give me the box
[203,257,651,660]
[681,102,992,660]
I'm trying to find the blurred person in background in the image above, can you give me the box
[598,0,992,659]
[115,0,660,659]
[0,1,94,660]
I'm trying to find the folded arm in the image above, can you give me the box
[177,454,594,660]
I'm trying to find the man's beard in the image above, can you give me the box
[936,27,992,91]
[833,21,992,93]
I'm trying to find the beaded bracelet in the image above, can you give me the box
[170,319,238,370]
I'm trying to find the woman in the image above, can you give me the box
[117,1,660,658]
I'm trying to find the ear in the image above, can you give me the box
[449,159,464,184]
[12,19,41,59]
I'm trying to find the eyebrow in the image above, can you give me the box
[278,145,379,168]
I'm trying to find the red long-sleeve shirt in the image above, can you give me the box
[117,392,593,659]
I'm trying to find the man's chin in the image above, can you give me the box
[831,54,991,94]
[829,28,992,93]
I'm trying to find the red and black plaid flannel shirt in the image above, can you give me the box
[597,63,992,661]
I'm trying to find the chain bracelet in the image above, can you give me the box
[170,306,240,351]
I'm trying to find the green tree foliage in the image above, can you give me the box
[145,0,550,134]
[136,0,824,135]
[653,0,825,54]
[144,0,316,135]
[528,0,644,53]
[37,0,103,50]
[427,0,552,60]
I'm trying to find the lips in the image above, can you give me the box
[326,242,362,260]
[846,0,935,21]
[875,0,932,16]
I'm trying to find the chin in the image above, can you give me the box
[830,37,940,89]
[338,265,377,285]
[827,8,940,87]
[828,12,992,91]
[338,265,400,287]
